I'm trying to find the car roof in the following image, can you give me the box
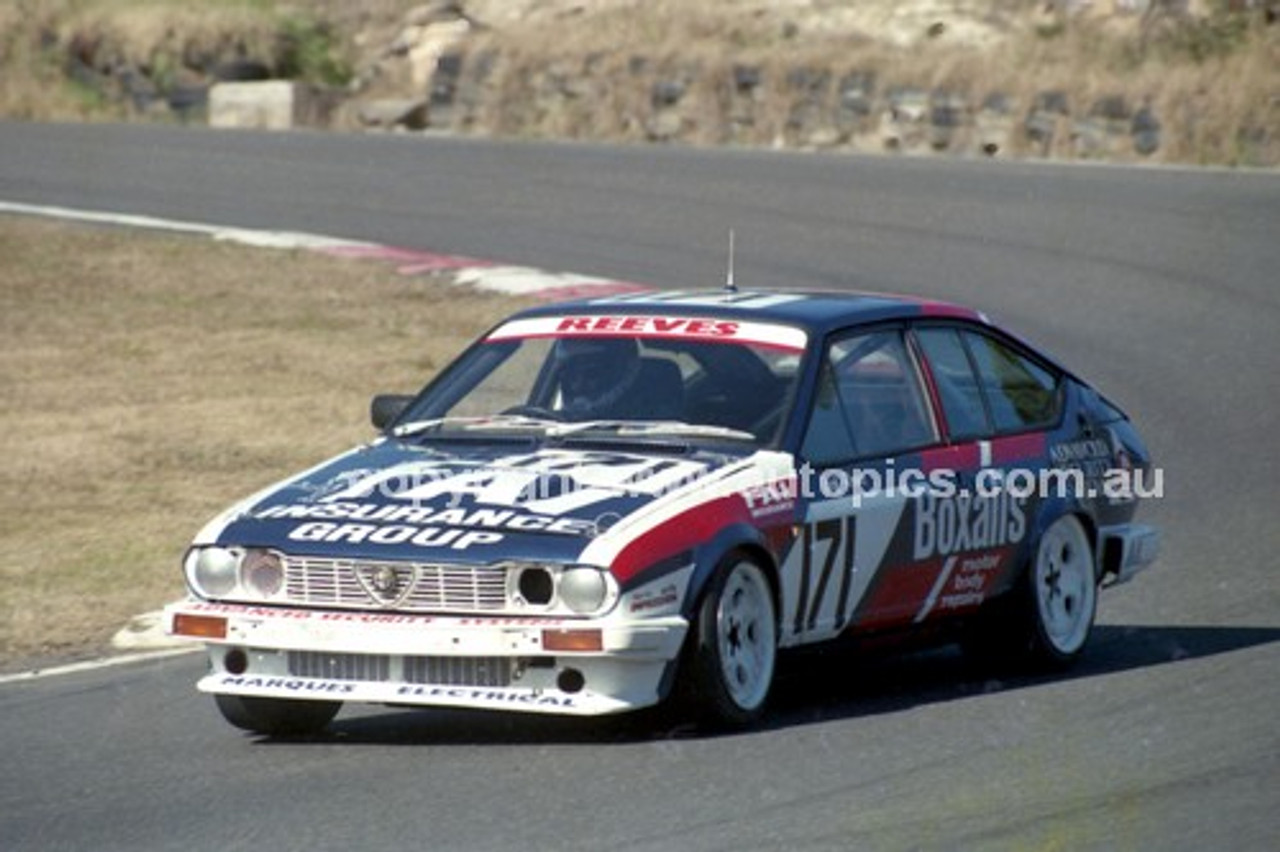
[513,288,988,338]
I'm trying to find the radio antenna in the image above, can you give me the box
[724,229,737,295]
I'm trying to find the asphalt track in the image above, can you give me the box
[1,122,1277,852]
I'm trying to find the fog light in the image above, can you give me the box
[224,648,248,675]
[557,668,585,694]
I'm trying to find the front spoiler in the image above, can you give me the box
[166,600,687,716]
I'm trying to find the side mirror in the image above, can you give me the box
[370,394,414,431]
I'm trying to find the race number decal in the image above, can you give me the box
[793,516,858,635]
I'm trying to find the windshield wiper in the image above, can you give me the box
[392,415,560,439]
[394,416,756,444]
[548,420,757,442]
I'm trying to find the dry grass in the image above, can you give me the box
[0,216,526,671]
[467,5,1277,164]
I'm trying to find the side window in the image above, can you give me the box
[913,328,991,440]
[801,329,936,464]
[962,331,1060,432]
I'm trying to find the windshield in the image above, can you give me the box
[396,313,808,447]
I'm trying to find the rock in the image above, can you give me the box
[208,80,326,130]
[929,91,968,151]
[168,84,210,123]
[976,92,1016,156]
[837,71,876,117]
[357,98,430,130]
[881,87,929,151]
[645,110,684,142]
[1132,104,1161,155]
[651,79,685,109]
[116,65,158,113]
[213,58,273,82]
[403,1,468,28]
[1025,90,1071,155]
[732,64,762,94]
[406,18,471,89]
[1074,94,1130,157]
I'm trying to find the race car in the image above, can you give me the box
[167,289,1160,735]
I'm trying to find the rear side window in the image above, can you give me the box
[914,328,991,440]
[961,331,1060,432]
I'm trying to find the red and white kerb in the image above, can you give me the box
[486,315,808,352]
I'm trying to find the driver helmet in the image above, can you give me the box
[554,337,643,418]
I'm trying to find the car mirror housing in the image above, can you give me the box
[370,394,414,431]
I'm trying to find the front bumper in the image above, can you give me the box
[164,600,687,716]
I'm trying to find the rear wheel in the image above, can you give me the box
[963,514,1097,669]
[680,557,777,728]
[214,694,341,736]
[1029,514,1097,663]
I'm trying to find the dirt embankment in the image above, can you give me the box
[1,0,1276,166]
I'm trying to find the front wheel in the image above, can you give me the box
[214,694,341,737]
[680,557,778,728]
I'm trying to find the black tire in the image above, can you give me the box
[214,694,341,737]
[963,514,1098,670]
[679,557,778,729]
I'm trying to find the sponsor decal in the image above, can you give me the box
[396,685,577,708]
[219,675,355,694]
[913,491,1027,561]
[486,315,808,352]
[181,601,569,628]
[1051,427,1138,505]
[252,450,718,551]
[926,550,1008,617]
[257,501,596,535]
[741,477,798,519]
[629,582,680,614]
[554,316,739,336]
[285,521,504,550]
[308,451,711,517]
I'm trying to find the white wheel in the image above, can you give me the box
[682,557,778,727]
[962,514,1097,669]
[714,561,777,713]
[1030,515,1097,661]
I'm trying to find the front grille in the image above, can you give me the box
[285,651,513,687]
[405,656,512,687]
[282,556,508,613]
[287,651,391,682]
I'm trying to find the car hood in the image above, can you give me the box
[197,437,750,565]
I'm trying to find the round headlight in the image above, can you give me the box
[559,567,609,614]
[242,549,284,598]
[190,547,239,597]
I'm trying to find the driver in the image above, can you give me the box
[554,337,643,419]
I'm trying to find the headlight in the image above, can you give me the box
[242,549,284,598]
[187,547,239,598]
[504,563,617,615]
[559,567,610,614]
[185,546,284,601]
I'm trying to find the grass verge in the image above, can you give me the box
[0,216,525,672]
